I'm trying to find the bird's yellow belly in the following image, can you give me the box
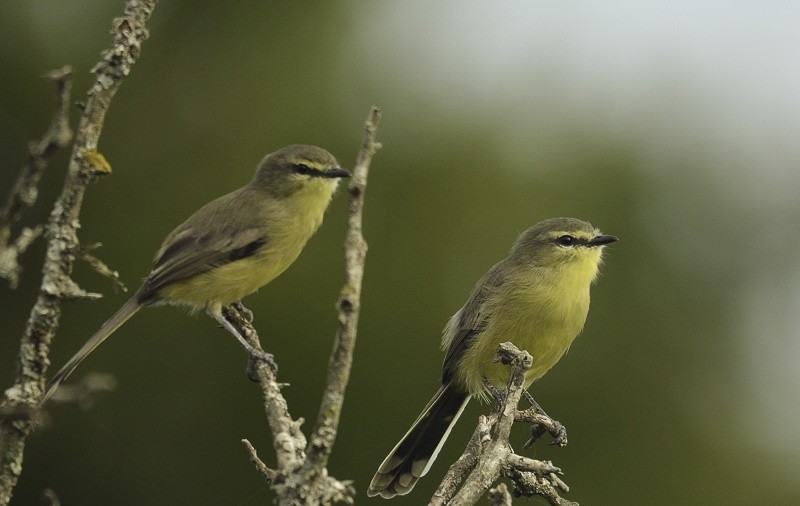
[158,241,307,309]
[159,195,328,310]
[457,289,590,397]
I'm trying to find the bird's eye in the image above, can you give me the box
[555,235,576,246]
[293,163,315,176]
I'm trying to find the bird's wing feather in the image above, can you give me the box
[138,189,269,300]
[440,261,507,382]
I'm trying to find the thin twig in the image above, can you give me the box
[235,107,381,505]
[0,67,73,288]
[303,106,382,468]
[0,226,43,289]
[0,3,157,505]
[241,438,277,482]
[77,245,128,293]
[222,304,307,475]
[224,304,356,505]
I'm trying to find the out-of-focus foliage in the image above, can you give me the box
[2,2,799,505]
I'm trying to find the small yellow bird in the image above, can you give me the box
[43,144,350,403]
[368,217,617,498]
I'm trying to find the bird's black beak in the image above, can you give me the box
[588,234,618,247]
[324,167,352,179]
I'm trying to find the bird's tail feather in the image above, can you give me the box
[41,296,142,405]
[367,383,470,498]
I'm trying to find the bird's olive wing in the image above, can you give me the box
[137,191,268,301]
[440,262,506,383]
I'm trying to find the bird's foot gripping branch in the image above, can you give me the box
[430,342,579,506]
[520,391,569,449]
[220,303,278,379]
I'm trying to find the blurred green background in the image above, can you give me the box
[3,1,800,505]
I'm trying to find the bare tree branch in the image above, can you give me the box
[430,414,492,506]
[0,67,73,288]
[487,483,513,506]
[232,106,382,505]
[0,226,43,290]
[430,342,578,506]
[299,106,382,474]
[222,304,308,478]
[0,2,157,504]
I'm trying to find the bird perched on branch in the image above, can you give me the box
[368,217,617,498]
[43,144,350,404]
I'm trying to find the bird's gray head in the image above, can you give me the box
[251,144,351,197]
[510,217,618,268]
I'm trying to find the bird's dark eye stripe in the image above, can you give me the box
[292,163,322,176]
[554,235,589,246]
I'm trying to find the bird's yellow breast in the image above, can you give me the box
[158,179,337,310]
[456,251,601,398]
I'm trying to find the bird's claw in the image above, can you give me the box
[246,350,278,381]
[524,415,568,448]
[521,390,568,448]
[483,378,508,408]
[547,420,568,447]
[232,301,254,323]
[525,420,567,449]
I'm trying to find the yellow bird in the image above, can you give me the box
[43,144,350,403]
[368,217,617,498]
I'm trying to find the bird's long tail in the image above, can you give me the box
[368,383,470,498]
[41,296,143,405]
